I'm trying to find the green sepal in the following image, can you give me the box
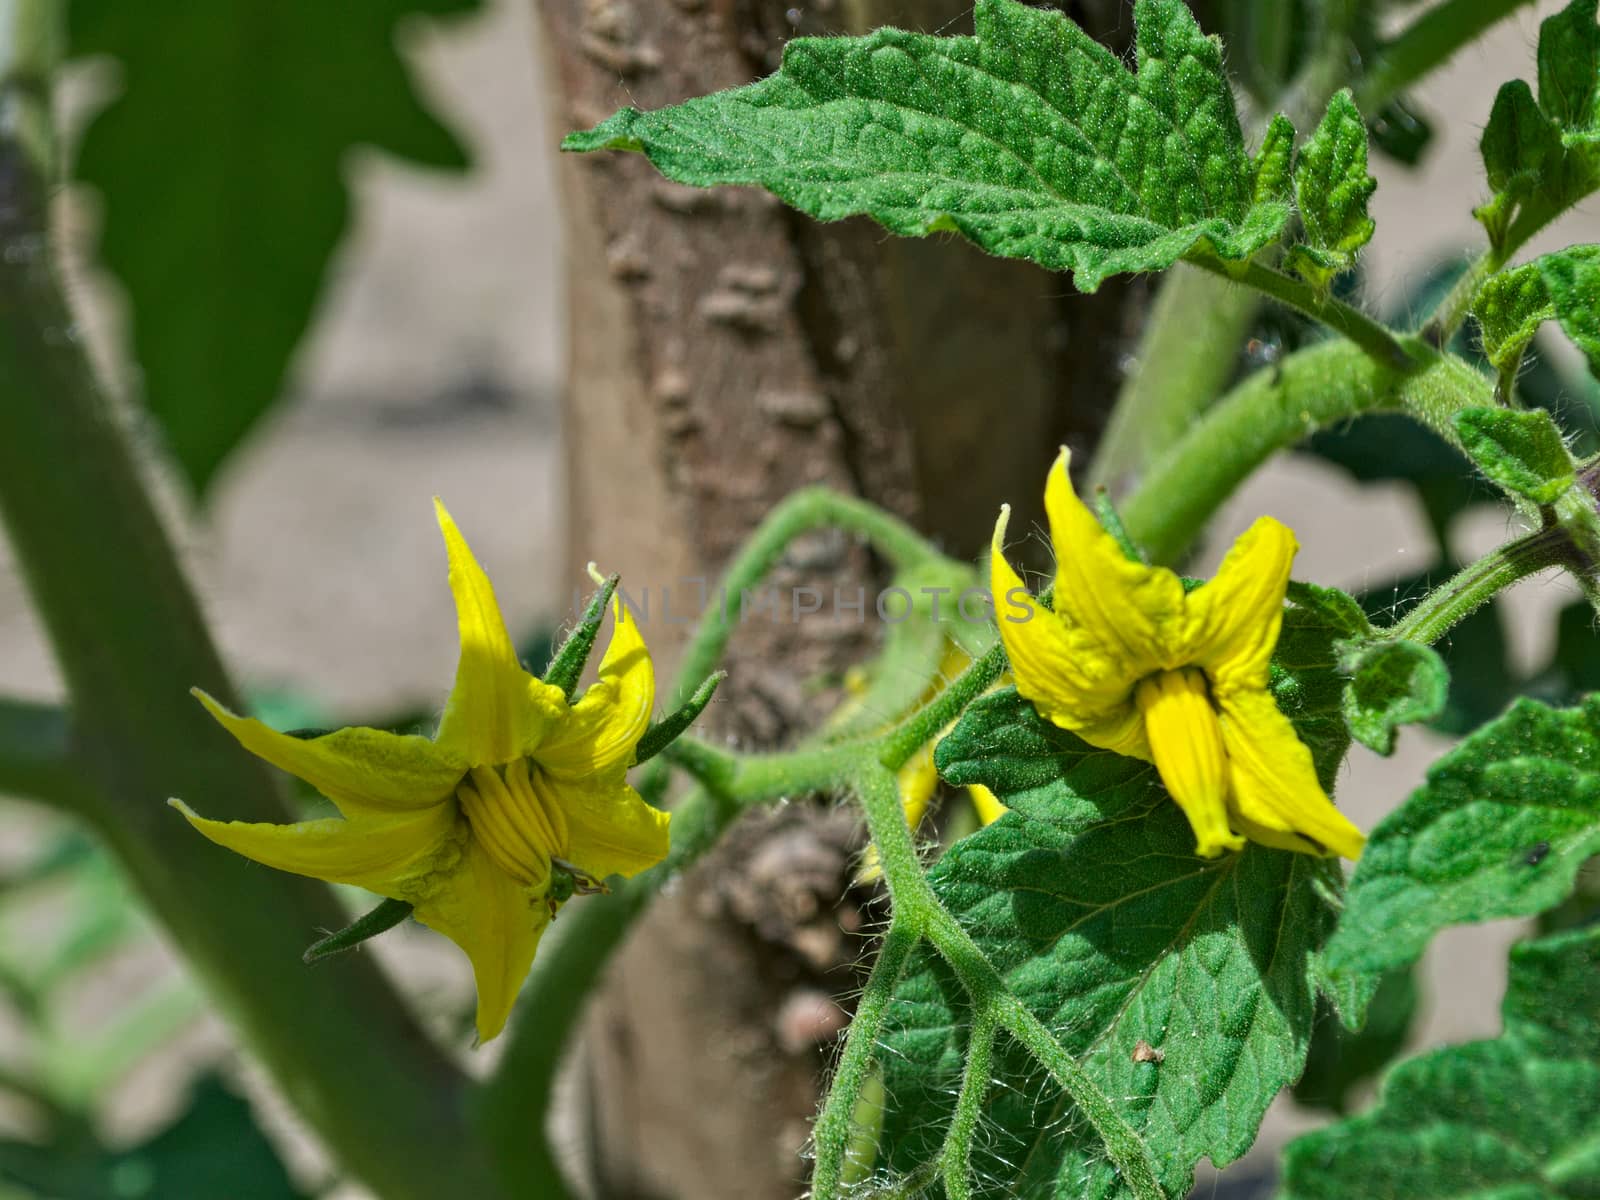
[633,671,725,766]
[1289,90,1376,289]
[1454,405,1574,504]
[302,897,414,964]
[542,574,619,701]
[1092,485,1144,563]
[1323,696,1600,992]
[564,0,1290,292]
[1284,925,1600,1198]
[1340,639,1449,755]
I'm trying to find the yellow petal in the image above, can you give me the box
[433,499,566,767]
[194,691,463,817]
[170,798,458,891]
[990,506,1149,758]
[1187,517,1298,693]
[1043,447,1186,672]
[968,784,1008,826]
[1216,689,1365,859]
[530,768,670,882]
[408,835,549,1043]
[1134,669,1244,858]
[535,596,655,779]
[898,744,940,832]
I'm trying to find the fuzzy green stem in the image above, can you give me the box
[0,116,510,1200]
[1187,257,1415,370]
[1354,0,1534,112]
[844,763,1165,1200]
[1119,339,1492,564]
[940,1004,998,1200]
[669,486,944,708]
[1385,528,1573,646]
[811,920,920,1199]
[877,642,1007,770]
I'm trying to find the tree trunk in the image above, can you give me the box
[531,1,1143,1195]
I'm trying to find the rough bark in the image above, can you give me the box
[531,1,1144,1195]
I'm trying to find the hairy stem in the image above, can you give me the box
[811,920,920,1199]
[1119,339,1492,563]
[1187,257,1414,370]
[940,1004,998,1200]
[0,87,509,1200]
[1386,527,1575,646]
[843,763,1165,1200]
[668,486,944,708]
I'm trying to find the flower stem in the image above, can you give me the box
[1385,528,1574,646]
[939,1004,998,1200]
[1186,257,1415,370]
[1118,339,1492,563]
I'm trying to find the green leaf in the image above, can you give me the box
[1476,0,1600,251]
[1288,90,1376,288]
[0,1072,308,1199]
[1323,696,1600,990]
[563,0,1290,292]
[888,691,1338,1198]
[1473,261,1556,372]
[1454,405,1575,504]
[1341,639,1450,756]
[1473,245,1600,381]
[878,586,1355,1196]
[1283,925,1600,1199]
[70,0,480,493]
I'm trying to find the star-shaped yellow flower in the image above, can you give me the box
[990,450,1364,861]
[172,501,670,1041]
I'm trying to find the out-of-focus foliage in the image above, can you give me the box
[69,0,482,494]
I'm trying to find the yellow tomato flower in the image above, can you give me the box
[172,501,670,1042]
[990,449,1364,861]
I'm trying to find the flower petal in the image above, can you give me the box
[1135,669,1244,859]
[1217,690,1365,859]
[1188,516,1298,692]
[532,769,669,882]
[170,798,458,891]
[433,499,566,767]
[408,835,549,1043]
[535,596,654,778]
[1043,447,1186,671]
[194,690,463,816]
[968,784,1008,826]
[990,506,1149,758]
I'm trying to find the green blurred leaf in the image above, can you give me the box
[70,0,481,493]
[564,0,1290,292]
[1289,90,1376,288]
[1324,697,1600,992]
[1341,639,1449,756]
[0,1072,307,1199]
[1454,405,1575,504]
[1283,925,1600,1198]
